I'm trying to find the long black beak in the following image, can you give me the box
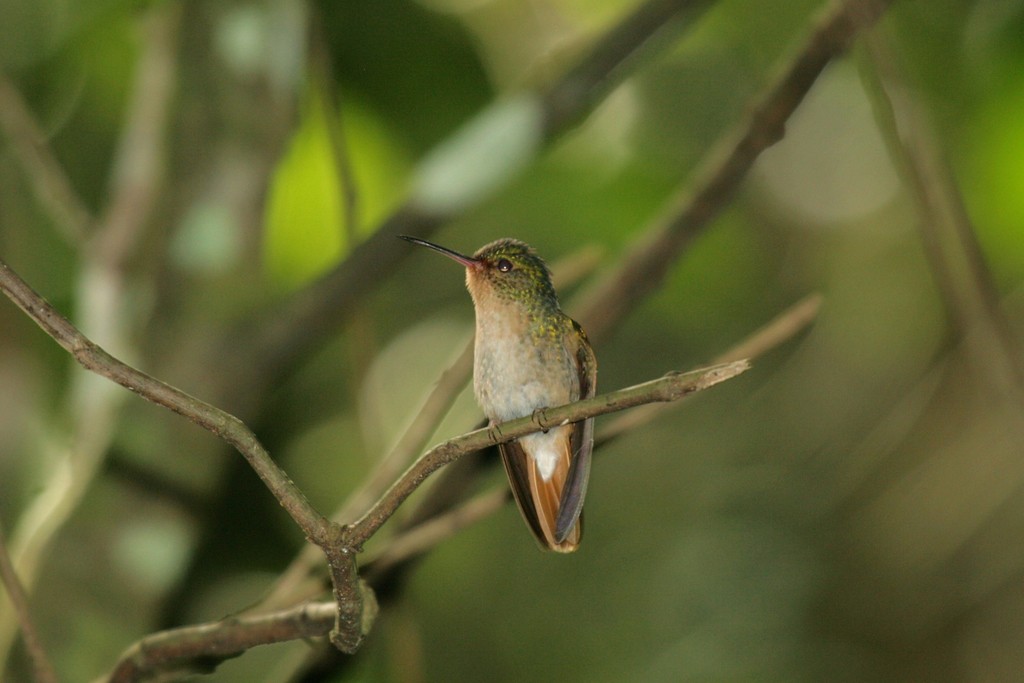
[399,235,478,267]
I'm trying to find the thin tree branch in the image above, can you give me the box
[254,337,474,614]
[99,360,747,682]
[713,293,824,364]
[0,257,365,649]
[0,252,748,660]
[104,601,337,683]
[0,260,333,540]
[365,293,824,577]
[576,0,894,341]
[342,360,749,549]
[597,292,823,443]
[0,524,56,683]
[348,341,476,525]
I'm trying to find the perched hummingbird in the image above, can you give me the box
[400,235,597,553]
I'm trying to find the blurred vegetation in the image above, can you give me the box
[2,0,1024,681]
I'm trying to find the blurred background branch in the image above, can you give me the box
[0,72,91,244]
[848,25,1024,622]
[0,3,182,671]
[576,0,893,340]
[0,523,56,683]
[861,29,1024,400]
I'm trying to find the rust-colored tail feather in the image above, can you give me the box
[499,428,582,553]
[527,447,582,553]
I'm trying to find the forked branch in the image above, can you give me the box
[0,256,748,668]
[98,362,746,682]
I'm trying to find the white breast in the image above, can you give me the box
[472,307,574,424]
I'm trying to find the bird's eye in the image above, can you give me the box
[496,258,514,273]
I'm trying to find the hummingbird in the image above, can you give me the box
[400,235,597,553]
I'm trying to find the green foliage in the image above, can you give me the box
[263,87,409,289]
[965,85,1024,285]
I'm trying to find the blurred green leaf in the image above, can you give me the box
[965,85,1024,286]
[263,86,410,289]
